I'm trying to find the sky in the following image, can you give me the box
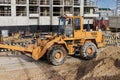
[97,0,116,9]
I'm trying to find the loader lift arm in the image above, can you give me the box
[0,35,64,61]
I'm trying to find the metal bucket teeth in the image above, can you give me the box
[0,41,30,52]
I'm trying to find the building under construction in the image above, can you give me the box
[116,0,120,16]
[0,0,98,33]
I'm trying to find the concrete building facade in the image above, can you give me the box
[116,0,120,16]
[97,8,114,18]
[0,0,98,32]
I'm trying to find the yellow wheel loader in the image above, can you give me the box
[0,16,105,65]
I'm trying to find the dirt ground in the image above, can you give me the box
[0,46,120,80]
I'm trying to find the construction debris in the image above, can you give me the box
[104,32,120,46]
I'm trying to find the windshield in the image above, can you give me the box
[59,17,73,37]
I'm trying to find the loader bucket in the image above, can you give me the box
[32,46,42,60]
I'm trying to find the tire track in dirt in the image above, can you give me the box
[34,60,65,80]
[114,58,120,69]
[74,59,103,80]
[17,57,31,80]
[80,74,120,80]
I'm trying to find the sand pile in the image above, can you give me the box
[76,46,120,80]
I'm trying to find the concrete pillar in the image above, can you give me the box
[90,8,93,14]
[50,0,53,25]
[44,0,47,5]
[80,0,84,16]
[11,0,16,16]
[26,0,29,16]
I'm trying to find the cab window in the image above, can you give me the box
[64,18,73,37]
[74,18,80,30]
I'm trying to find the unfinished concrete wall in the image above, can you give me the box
[0,0,98,28]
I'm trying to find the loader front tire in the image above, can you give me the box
[47,45,67,66]
[81,42,97,59]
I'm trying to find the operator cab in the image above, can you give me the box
[59,16,81,38]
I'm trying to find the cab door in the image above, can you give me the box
[74,17,83,38]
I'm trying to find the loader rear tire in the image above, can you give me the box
[47,45,67,66]
[81,42,97,59]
